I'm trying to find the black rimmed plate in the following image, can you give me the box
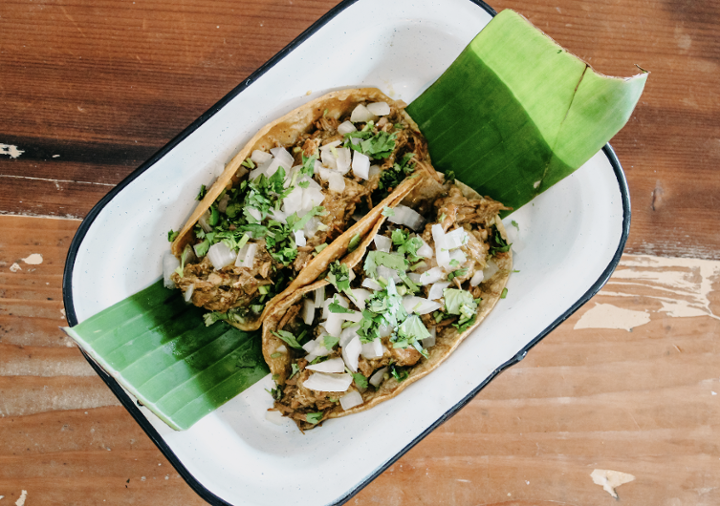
[63,1,629,504]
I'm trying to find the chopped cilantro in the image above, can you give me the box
[329,297,354,314]
[381,206,394,217]
[447,268,468,282]
[489,225,512,255]
[327,262,353,298]
[500,287,508,299]
[241,157,255,169]
[289,363,300,379]
[363,251,408,278]
[196,184,207,200]
[306,412,324,424]
[270,352,283,359]
[390,365,409,382]
[322,334,340,350]
[272,330,304,349]
[203,311,228,327]
[352,372,368,389]
[511,220,519,230]
[315,243,328,253]
[167,229,179,242]
[347,233,362,252]
[444,170,456,184]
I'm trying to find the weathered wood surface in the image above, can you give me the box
[1,0,719,504]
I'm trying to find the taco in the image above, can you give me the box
[166,88,439,330]
[262,176,512,430]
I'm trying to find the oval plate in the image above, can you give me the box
[63,1,630,504]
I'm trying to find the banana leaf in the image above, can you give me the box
[64,9,646,430]
[406,9,647,214]
[63,280,268,430]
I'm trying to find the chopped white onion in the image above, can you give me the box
[421,327,436,349]
[217,193,230,213]
[270,208,287,224]
[387,204,425,231]
[417,267,445,286]
[417,239,434,259]
[320,139,343,151]
[251,149,272,164]
[432,224,451,270]
[428,281,451,300]
[322,313,344,336]
[340,311,363,323]
[302,298,315,325]
[265,410,286,425]
[207,242,236,270]
[441,228,469,251]
[275,344,287,354]
[321,149,337,170]
[373,234,392,252]
[350,104,376,123]
[294,230,306,247]
[302,186,325,209]
[267,147,294,176]
[337,120,357,135]
[470,270,484,287]
[246,206,262,222]
[352,151,370,179]
[368,165,381,178]
[350,288,372,310]
[282,186,304,215]
[335,148,352,175]
[342,336,362,372]
[162,252,180,288]
[483,259,499,280]
[366,101,390,116]
[184,284,194,302]
[339,390,364,410]
[369,367,388,387]
[235,242,257,269]
[360,338,384,359]
[327,172,346,193]
[402,296,442,315]
[377,265,401,283]
[339,325,358,348]
[449,249,467,265]
[317,166,333,181]
[378,322,393,338]
[314,285,325,307]
[306,357,345,373]
[198,209,213,233]
[303,372,353,392]
[362,278,384,291]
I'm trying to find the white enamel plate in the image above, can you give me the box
[63,1,630,504]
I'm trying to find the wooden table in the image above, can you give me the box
[2,0,718,504]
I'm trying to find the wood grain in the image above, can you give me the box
[2,0,719,257]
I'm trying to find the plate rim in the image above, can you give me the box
[61,0,631,504]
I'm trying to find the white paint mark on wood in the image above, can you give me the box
[590,469,635,499]
[21,253,43,265]
[9,263,22,272]
[607,254,720,321]
[0,144,24,158]
[15,490,27,506]
[575,303,650,331]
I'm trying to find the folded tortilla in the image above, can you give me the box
[169,88,437,331]
[262,176,512,430]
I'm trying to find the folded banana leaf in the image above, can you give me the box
[63,280,268,430]
[65,9,646,430]
[406,9,647,214]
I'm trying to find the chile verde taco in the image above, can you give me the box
[165,88,436,331]
[262,176,512,430]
